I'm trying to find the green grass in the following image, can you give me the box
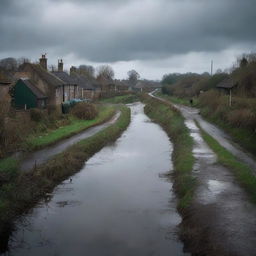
[156,92,199,106]
[200,107,256,156]
[0,106,131,239]
[143,95,195,210]
[25,105,115,150]
[100,94,139,104]
[0,157,19,184]
[198,122,256,203]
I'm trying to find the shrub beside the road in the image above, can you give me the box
[0,106,131,245]
[198,90,256,156]
[143,95,195,211]
[100,94,139,104]
[71,102,98,120]
[0,157,19,185]
[25,105,115,150]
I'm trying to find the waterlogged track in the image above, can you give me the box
[176,104,256,173]
[6,103,189,256]
[150,93,256,255]
[178,105,256,256]
[150,92,256,172]
[20,111,120,172]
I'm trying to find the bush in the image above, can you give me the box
[30,108,45,122]
[227,109,255,129]
[71,102,98,120]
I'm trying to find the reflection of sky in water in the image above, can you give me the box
[7,103,189,256]
[198,179,230,205]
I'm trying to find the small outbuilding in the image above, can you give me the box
[14,78,47,109]
[216,78,237,106]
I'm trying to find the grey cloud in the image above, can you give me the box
[0,0,255,63]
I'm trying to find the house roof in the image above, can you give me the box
[114,80,129,88]
[216,78,236,89]
[0,71,12,85]
[70,74,96,90]
[20,63,64,88]
[97,76,115,86]
[20,78,47,99]
[14,72,30,80]
[134,81,146,89]
[52,71,77,85]
[134,80,161,89]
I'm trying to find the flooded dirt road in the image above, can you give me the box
[150,92,256,172]
[176,104,256,173]
[5,103,189,256]
[150,93,256,255]
[20,111,120,172]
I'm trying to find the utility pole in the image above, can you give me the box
[211,60,213,76]
[229,79,233,107]
[229,89,232,107]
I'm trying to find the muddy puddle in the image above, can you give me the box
[3,103,189,256]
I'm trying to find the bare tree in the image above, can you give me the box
[78,65,95,78]
[0,58,18,71]
[96,65,114,80]
[17,57,30,66]
[127,69,140,86]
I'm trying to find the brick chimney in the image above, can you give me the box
[39,54,47,70]
[58,59,63,72]
[70,66,77,75]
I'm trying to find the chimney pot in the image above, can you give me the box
[58,59,64,72]
[39,54,47,70]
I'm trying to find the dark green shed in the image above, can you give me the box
[14,79,47,109]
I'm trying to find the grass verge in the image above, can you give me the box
[100,94,139,104]
[200,108,256,156]
[197,122,256,203]
[0,158,19,185]
[142,94,195,211]
[0,106,131,252]
[25,105,115,150]
[160,92,256,158]
[156,92,199,106]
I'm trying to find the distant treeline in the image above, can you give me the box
[161,53,256,98]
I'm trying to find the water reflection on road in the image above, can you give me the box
[6,103,189,256]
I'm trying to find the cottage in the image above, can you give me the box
[52,60,79,101]
[97,76,116,92]
[71,74,96,99]
[114,80,129,91]
[134,80,161,92]
[69,66,99,99]
[15,55,77,110]
[14,78,47,109]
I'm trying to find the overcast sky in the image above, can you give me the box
[0,0,255,79]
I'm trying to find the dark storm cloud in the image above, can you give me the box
[0,0,255,62]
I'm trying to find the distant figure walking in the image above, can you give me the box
[190,99,193,105]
